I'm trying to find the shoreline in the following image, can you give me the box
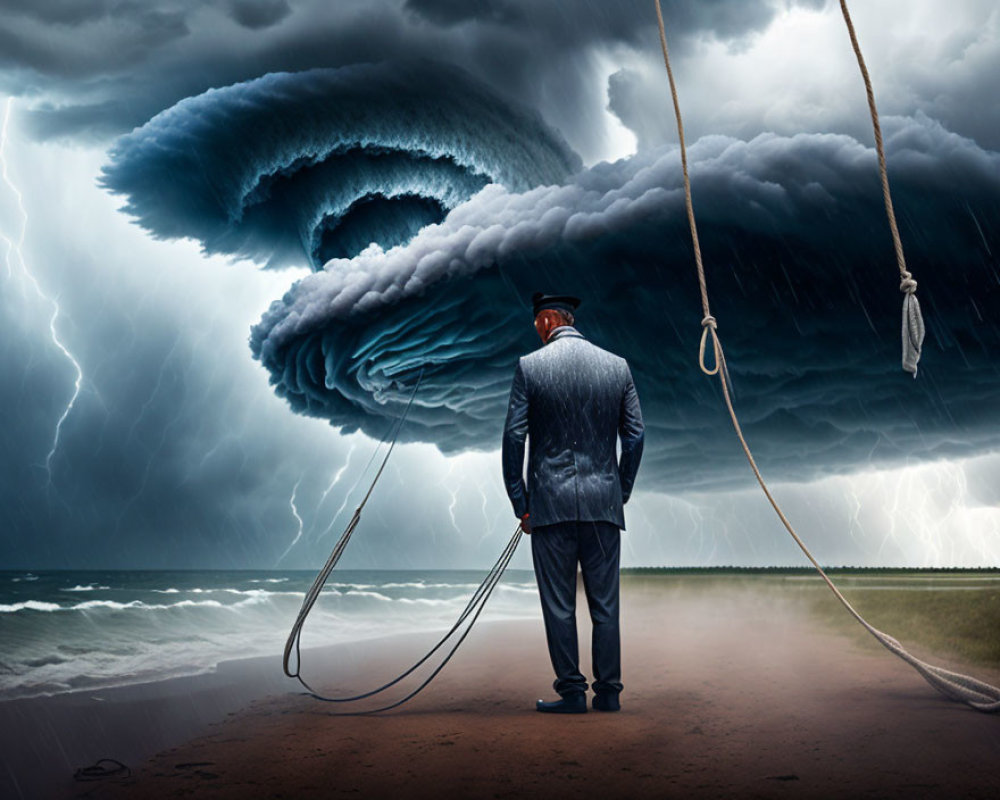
[0,640,286,800]
[5,576,1000,799]
[0,625,490,800]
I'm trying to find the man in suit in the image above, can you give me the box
[502,292,644,714]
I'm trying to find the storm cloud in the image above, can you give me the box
[100,61,578,269]
[3,1,1000,571]
[5,0,917,161]
[249,113,1000,490]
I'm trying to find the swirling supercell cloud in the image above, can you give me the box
[100,61,580,270]
[248,115,1000,489]
[104,58,1000,491]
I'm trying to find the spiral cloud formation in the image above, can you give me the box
[100,61,580,270]
[249,114,1000,489]
[100,60,999,491]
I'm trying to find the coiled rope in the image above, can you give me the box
[654,0,999,712]
[283,368,524,713]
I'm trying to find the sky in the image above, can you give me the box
[0,0,998,570]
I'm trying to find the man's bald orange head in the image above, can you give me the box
[534,308,574,343]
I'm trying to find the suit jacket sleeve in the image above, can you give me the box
[618,364,644,504]
[501,360,530,518]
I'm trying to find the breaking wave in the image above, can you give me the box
[0,569,539,699]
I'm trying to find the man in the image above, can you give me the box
[502,292,644,714]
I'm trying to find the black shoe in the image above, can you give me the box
[592,693,621,712]
[535,694,587,714]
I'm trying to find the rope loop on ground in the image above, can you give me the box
[73,759,131,782]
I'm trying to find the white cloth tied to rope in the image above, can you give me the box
[900,274,925,377]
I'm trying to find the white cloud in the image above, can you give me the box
[610,0,1000,150]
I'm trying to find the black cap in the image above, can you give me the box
[532,292,581,317]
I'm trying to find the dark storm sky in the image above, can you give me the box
[0,0,997,570]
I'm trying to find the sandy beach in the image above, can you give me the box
[5,575,1000,799]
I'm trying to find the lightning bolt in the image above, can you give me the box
[314,442,360,542]
[443,462,461,537]
[683,496,709,561]
[112,380,188,539]
[878,469,902,562]
[473,476,498,549]
[126,335,180,450]
[276,476,305,565]
[816,456,1000,569]
[320,442,356,505]
[846,475,864,550]
[1,97,84,483]
[713,503,736,563]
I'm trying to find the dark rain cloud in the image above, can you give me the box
[249,113,1000,491]
[0,0,117,26]
[229,0,292,30]
[99,61,579,269]
[402,0,786,43]
[2,0,831,158]
[4,2,999,573]
[0,5,190,78]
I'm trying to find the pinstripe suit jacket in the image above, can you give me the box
[501,327,644,529]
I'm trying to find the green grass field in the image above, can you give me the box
[621,569,1000,671]
[790,573,1000,668]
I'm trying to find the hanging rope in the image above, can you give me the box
[839,0,925,376]
[653,0,999,712]
[283,367,525,713]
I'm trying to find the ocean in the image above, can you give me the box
[0,569,541,700]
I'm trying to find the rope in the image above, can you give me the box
[654,3,709,325]
[283,368,424,687]
[283,367,526,713]
[73,759,131,781]
[653,0,999,712]
[839,0,925,376]
[296,525,522,714]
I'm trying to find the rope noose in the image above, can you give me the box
[653,0,999,712]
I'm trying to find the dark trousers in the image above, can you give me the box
[530,520,623,698]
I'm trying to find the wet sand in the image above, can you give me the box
[8,576,1000,799]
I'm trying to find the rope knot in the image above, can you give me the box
[701,315,717,330]
[899,276,917,294]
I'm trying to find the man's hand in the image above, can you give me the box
[519,513,532,535]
